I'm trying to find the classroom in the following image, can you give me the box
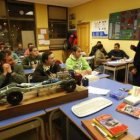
[0,0,140,140]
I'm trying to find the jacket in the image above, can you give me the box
[133,41,140,67]
[32,63,61,82]
[108,50,129,59]
[22,55,41,69]
[94,49,107,67]
[0,64,26,88]
[66,54,91,71]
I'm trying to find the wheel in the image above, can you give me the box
[62,79,76,92]
[7,91,23,105]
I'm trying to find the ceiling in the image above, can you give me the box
[18,0,93,7]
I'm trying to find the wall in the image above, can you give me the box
[35,3,49,51]
[69,0,140,58]
[35,4,63,61]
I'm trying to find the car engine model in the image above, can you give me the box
[0,71,76,105]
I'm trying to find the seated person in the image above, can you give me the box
[24,43,34,57]
[108,43,129,60]
[15,43,25,56]
[4,46,21,63]
[89,41,107,56]
[32,51,61,82]
[94,44,110,73]
[0,50,26,88]
[66,46,92,76]
[22,47,41,69]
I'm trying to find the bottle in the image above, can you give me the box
[82,77,89,87]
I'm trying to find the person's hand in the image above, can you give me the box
[86,70,92,75]
[50,73,56,78]
[81,70,91,76]
[3,63,12,75]
[130,45,136,50]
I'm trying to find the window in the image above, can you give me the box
[0,0,35,49]
[48,5,68,49]
[49,21,67,38]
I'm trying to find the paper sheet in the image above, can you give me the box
[88,86,110,95]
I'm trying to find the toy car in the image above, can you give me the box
[0,77,76,105]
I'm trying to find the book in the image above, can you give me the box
[82,118,133,140]
[124,95,140,105]
[110,91,128,100]
[81,119,107,140]
[94,114,128,138]
[116,102,140,118]
[128,86,140,97]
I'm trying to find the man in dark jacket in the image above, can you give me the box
[108,43,129,60]
[32,51,61,82]
[130,41,140,86]
[0,50,26,88]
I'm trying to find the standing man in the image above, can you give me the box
[130,41,140,86]
[0,50,26,88]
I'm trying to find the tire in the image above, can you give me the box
[63,79,76,92]
[7,91,23,105]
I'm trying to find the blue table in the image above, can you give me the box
[60,78,139,140]
[24,69,34,75]
[0,110,46,140]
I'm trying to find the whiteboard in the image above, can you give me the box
[21,30,35,48]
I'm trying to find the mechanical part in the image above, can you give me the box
[60,79,76,92]
[0,73,76,105]
[6,91,23,105]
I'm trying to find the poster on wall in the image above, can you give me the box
[92,19,108,38]
[109,8,140,40]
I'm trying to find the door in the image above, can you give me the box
[77,22,90,55]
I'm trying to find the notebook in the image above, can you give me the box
[116,102,140,118]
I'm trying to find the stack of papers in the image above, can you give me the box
[91,71,100,76]
[124,95,140,105]
[88,86,110,95]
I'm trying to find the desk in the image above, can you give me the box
[24,69,34,75]
[60,78,140,140]
[0,110,46,140]
[84,56,95,66]
[103,61,127,82]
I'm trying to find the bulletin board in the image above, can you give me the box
[37,28,50,45]
[92,19,108,38]
[108,8,140,40]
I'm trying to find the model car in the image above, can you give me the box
[0,77,76,105]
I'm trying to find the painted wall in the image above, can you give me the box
[69,0,140,58]
[35,4,63,61]
[35,3,49,51]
